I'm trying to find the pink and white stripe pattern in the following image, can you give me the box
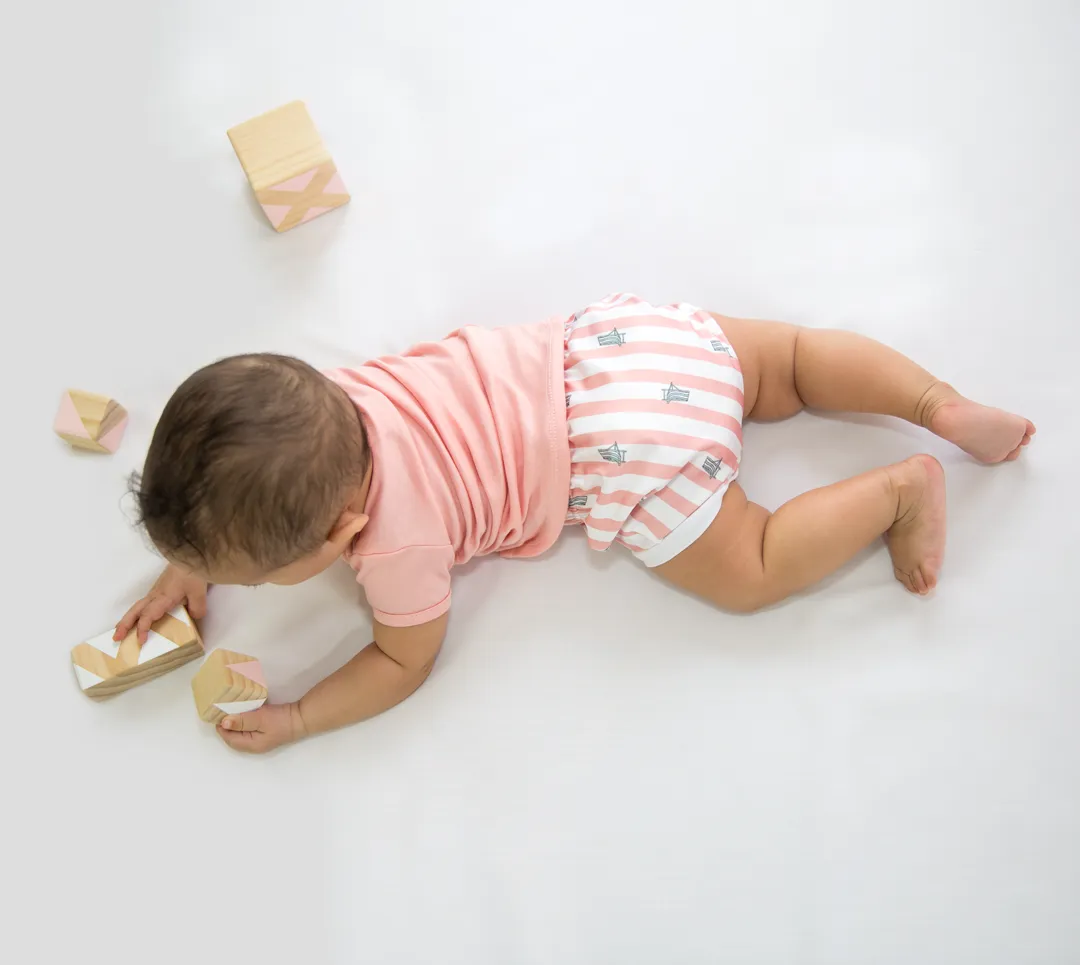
[563,293,744,566]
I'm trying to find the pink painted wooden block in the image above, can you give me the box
[54,389,127,453]
[227,101,350,233]
[192,649,269,724]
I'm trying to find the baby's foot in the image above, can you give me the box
[923,384,1036,464]
[885,455,947,595]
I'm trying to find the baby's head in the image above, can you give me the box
[133,354,370,586]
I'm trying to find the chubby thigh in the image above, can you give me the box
[652,481,774,612]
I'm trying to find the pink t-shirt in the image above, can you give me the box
[326,318,570,627]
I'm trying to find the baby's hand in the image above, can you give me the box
[217,703,307,754]
[115,564,208,644]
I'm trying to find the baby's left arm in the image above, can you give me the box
[217,613,448,753]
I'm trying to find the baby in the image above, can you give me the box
[116,294,1035,752]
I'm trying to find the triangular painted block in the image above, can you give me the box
[270,168,317,193]
[73,664,104,691]
[214,698,267,715]
[54,391,91,439]
[169,606,191,626]
[226,660,266,688]
[96,414,128,453]
[84,629,121,659]
[261,204,292,228]
[138,628,178,665]
[300,206,331,224]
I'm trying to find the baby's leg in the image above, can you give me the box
[718,316,1035,463]
[655,455,946,611]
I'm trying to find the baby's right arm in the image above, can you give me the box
[114,564,209,644]
[215,613,448,753]
[294,614,447,735]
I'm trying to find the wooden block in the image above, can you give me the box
[227,101,350,232]
[54,389,128,453]
[72,606,203,699]
[192,649,268,724]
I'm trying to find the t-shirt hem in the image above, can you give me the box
[372,592,452,628]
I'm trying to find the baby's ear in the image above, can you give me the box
[328,509,369,548]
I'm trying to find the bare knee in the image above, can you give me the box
[722,592,771,615]
[724,536,786,614]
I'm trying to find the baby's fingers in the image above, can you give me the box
[217,722,270,754]
[115,599,150,641]
[135,595,174,645]
[220,712,260,733]
[217,726,253,750]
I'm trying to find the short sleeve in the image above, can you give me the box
[349,544,455,628]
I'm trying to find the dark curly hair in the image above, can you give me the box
[132,354,368,572]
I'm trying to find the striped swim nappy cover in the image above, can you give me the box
[563,293,745,567]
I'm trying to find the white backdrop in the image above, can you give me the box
[4,2,1078,963]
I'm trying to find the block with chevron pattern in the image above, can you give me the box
[54,389,128,453]
[71,605,203,698]
[192,649,268,724]
[227,101,350,232]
